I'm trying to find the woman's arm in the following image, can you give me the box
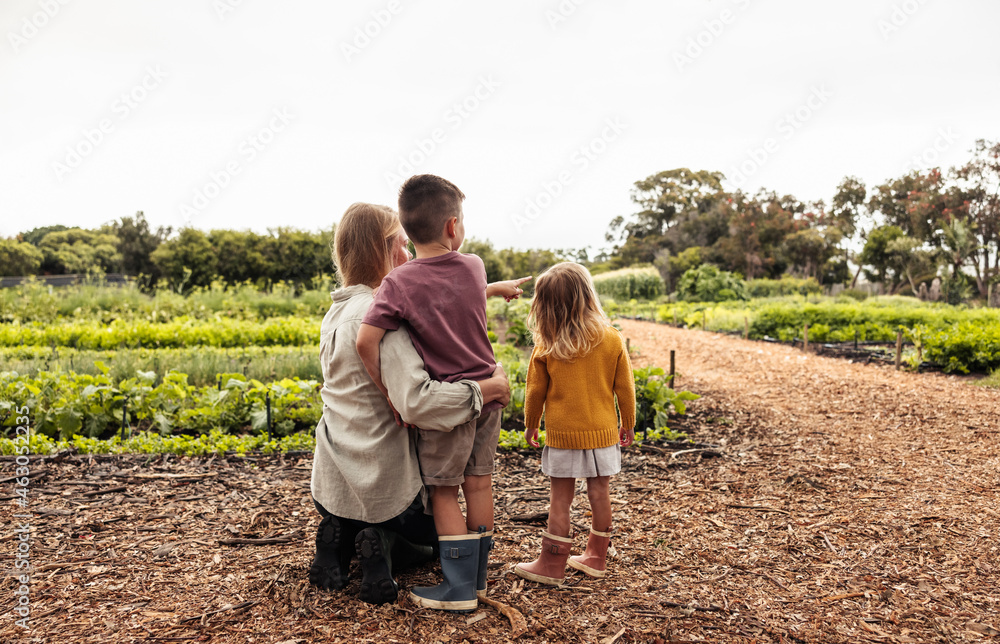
[379,328,506,431]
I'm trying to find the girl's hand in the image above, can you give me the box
[525,426,541,448]
[619,426,634,447]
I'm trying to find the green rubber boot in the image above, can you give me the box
[410,535,480,612]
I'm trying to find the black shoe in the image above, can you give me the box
[355,527,399,605]
[309,515,352,590]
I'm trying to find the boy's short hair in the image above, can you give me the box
[398,175,466,244]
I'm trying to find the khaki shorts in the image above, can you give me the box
[416,409,502,487]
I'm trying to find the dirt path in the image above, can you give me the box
[3,322,999,644]
[616,319,1000,643]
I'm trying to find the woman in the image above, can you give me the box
[309,203,510,606]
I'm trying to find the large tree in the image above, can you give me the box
[151,228,217,290]
[36,228,121,275]
[953,139,1000,297]
[606,168,727,264]
[105,211,170,280]
[0,239,44,276]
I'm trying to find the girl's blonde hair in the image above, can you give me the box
[529,262,608,361]
[333,203,402,288]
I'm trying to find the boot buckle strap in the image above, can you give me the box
[446,546,473,559]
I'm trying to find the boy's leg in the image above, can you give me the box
[461,474,493,532]
[429,485,468,536]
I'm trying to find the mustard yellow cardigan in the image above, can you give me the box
[524,325,636,450]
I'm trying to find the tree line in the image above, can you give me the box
[601,139,1000,302]
[2,138,996,300]
[0,213,575,294]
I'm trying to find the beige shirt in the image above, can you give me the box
[310,284,484,523]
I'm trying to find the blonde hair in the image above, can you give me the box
[529,262,608,361]
[333,203,402,288]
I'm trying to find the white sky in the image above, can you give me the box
[2,0,999,254]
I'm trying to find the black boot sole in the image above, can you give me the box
[356,528,399,605]
[309,515,349,591]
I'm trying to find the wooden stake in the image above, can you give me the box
[895,330,904,370]
[803,324,809,351]
[669,350,676,388]
[744,316,749,339]
[702,310,707,330]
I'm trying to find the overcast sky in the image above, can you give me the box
[2,0,998,254]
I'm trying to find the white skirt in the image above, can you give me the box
[541,445,621,478]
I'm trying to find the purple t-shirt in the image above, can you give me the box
[364,252,498,401]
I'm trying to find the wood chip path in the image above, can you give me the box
[1,320,998,643]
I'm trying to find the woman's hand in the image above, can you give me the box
[388,397,415,429]
[479,363,511,407]
[619,426,634,447]
[525,426,540,448]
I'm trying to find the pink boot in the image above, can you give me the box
[568,528,612,578]
[514,531,573,586]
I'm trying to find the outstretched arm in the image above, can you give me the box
[487,275,532,302]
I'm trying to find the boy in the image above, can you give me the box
[356,174,528,612]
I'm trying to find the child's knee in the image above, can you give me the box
[430,485,460,501]
[462,474,491,495]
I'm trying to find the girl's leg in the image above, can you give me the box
[513,477,576,586]
[547,477,576,537]
[569,476,614,578]
[585,476,612,532]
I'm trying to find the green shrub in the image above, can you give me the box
[592,266,665,301]
[745,276,822,298]
[677,265,748,302]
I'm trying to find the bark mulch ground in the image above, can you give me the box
[2,320,999,643]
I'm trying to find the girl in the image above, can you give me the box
[514,262,636,585]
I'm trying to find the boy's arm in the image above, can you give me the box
[486,276,532,301]
[356,323,390,399]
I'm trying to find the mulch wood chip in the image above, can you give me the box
[2,320,999,643]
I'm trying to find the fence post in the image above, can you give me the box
[626,337,631,354]
[803,324,809,352]
[744,316,749,340]
[120,396,129,441]
[702,311,707,331]
[895,330,904,370]
[854,330,859,350]
[669,350,676,389]
[266,391,273,442]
